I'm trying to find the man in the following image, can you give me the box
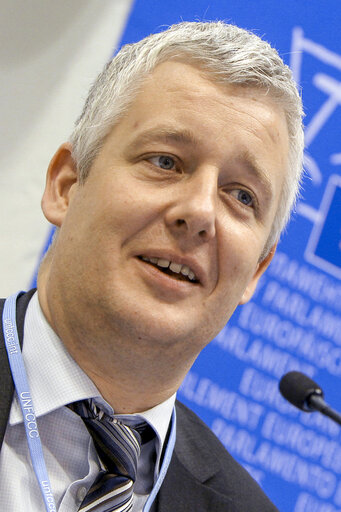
[0,21,303,511]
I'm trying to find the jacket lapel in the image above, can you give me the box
[155,401,239,511]
[157,450,236,512]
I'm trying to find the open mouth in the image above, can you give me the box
[138,256,199,284]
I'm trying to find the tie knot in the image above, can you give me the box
[67,400,155,481]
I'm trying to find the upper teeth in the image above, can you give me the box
[141,256,197,281]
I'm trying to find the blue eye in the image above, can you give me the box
[229,189,254,207]
[149,155,175,170]
[237,190,253,206]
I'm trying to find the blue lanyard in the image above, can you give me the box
[2,291,176,511]
[3,291,57,512]
[143,407,176,512]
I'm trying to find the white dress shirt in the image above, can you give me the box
[0,292,175,512]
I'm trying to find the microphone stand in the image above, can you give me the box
[308,395,341,426]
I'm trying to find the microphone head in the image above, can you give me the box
[279,371,324,411]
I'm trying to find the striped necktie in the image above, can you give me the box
[68,399,153,512]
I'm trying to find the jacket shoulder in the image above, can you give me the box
[174,400,279,511]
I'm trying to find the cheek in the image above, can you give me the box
[215,242,262,310]
[97,176,156,224]
[218,226,262,275]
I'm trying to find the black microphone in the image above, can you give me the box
[279,371,341,426]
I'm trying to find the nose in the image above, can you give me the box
[164,169,217,243]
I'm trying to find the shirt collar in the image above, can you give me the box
[9,292,175,450]
[114,393,176,450]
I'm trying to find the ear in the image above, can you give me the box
[239,243,277,305]
[41,143,78,227]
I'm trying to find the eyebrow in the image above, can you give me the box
[125,126,200,153]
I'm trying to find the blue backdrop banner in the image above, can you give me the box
[119,2,341,511]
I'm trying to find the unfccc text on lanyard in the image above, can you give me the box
[3,292,57,512]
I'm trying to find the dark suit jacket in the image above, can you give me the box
[0,291,278,511]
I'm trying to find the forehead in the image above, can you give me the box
[115,61,288,150]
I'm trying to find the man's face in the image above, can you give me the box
[45,61,289,356]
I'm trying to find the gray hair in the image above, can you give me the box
[70,21,304,258]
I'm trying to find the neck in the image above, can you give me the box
[76,354,184,414]
[64,335,191,413]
